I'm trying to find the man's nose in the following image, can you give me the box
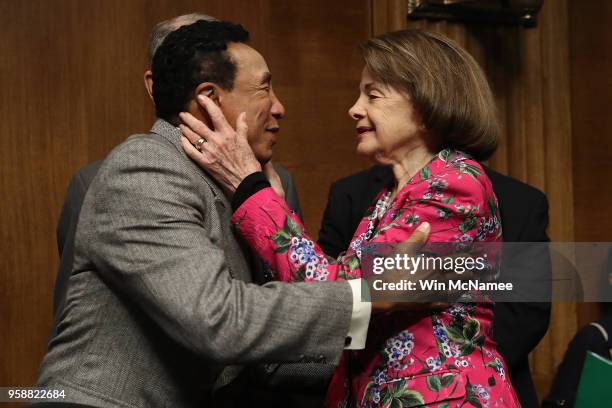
[270,89,285,119]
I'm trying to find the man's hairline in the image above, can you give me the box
[148,13,219,68]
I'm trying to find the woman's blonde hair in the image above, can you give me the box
[360,29,499,161]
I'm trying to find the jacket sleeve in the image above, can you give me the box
[81,136,353,365]
[232,187,349,282]
[231,168,500,284]
[494,191,551,367]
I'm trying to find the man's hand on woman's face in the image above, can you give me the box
[180,95,261,195]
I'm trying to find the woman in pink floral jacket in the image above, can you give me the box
[182,29,520,407]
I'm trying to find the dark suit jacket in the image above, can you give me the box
[317,165,551,408]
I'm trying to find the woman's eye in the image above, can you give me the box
[368,93,380,100]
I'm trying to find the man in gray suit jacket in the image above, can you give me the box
[51,13,302,337]
[36,19,399,408]
[52,162,300,338]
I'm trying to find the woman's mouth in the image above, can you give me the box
[357,126,374,135]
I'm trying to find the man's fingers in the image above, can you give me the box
[196,94,232,133]
[391,222,430,259]
[429,302,450,310]
[405,222,430,243]
[372,301,450,314]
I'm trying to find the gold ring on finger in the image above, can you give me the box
[195,138,206,151]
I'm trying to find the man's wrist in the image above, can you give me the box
[344,279,371,350]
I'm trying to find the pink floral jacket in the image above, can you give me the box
[232,149,520,407]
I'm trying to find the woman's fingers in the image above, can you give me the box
[181,136,214,166]
[179,122,204,146]
[405,222,430,243]
[178,111,222,145]
[235,112,248,140]
[196,94,232,133]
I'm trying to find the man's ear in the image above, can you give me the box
[188,83,222,129]
[144,70,154,103]
[194,83,221,106]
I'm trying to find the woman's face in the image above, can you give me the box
[349,68,426,164]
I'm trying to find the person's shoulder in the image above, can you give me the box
[428,150,491,196]
[484,166,547,203]
[569,319,612,354]
[71,160,103,189]
[271,162,292,183]
[330,166,390,193]
[101,132,182,172]
[88,131,207,199]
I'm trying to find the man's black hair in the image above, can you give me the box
[152,20,249,123]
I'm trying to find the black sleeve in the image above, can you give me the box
[494,192,552,367]
[231,172,271,212]
[317,183,354,258]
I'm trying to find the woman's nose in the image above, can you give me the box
[348,101,364,120]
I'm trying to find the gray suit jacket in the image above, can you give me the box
[52,161,302,336]
[37,120,351,407]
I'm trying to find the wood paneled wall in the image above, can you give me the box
[2,0,611,403]
[0,0,370,389]
[371,0,576,400]
[570,0,612,334]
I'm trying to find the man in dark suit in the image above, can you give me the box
[318,164,551,408]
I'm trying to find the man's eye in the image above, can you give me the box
[368,93,380,100]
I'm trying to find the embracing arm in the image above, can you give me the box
[232,184,352,282]
[231,164,499,285]
[83,136,355,365]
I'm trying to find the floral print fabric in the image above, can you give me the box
[232,149,520,407]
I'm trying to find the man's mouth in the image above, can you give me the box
[357,126,374,135]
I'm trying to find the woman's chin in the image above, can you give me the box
[356,143,376,158]
[356,146,388,166]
